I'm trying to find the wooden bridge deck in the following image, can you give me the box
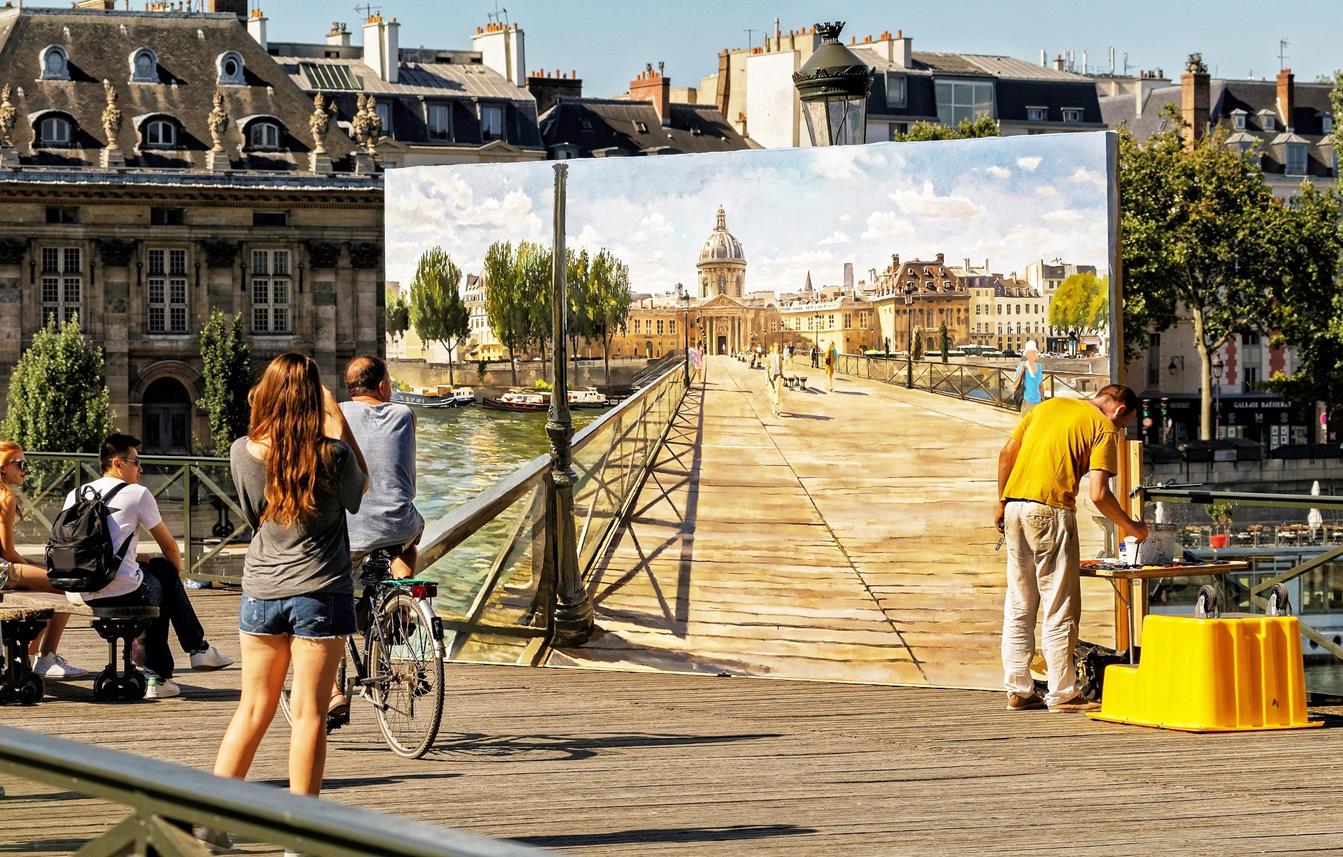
[553,355,1114,688]
[4,590,1343,855]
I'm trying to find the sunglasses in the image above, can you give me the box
[11,460,27,472]
[121,457,144,470]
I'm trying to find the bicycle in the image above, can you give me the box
[279,550,446,759]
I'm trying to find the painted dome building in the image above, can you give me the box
[697,206,747,299]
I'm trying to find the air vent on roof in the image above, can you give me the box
[635,120,649,133]
[301,62,362,91]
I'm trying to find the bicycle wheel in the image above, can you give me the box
[367,589,444,759]
[279,642,350,729]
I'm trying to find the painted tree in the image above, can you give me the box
[516,240,554,379]
[1119,117,1293,439]
[386,287,410,343]
[199,309,252,454]
[897,115,999,142]
[586,249,632,390]
[482,241,528,385]
[912,327,924,361]
[442,285,471,386]
[566,248,595,379]
[2,316,114,486]
[408,246,465,382]
[938,320,949,363]
[1047,272,1110,334]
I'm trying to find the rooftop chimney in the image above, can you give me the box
[247,7,267,50]
[527,69,582,116]
[75,0,116,9]
[1052,53,1066,72]
[362,15,387,81]
[382,16,400,84]
[1276,67,1294,130]
[472,22,526,85]
[1180,52,1210,145]
[326,21,351,47]
[205,0,247,19]
[630,62,671,126]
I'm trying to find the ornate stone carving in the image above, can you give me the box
[348,241,381,270]
[202,239,237,269]
[351,93,381,154]
[101,82,123,150]
[0,85,15,147]
[309,93,333,154]
[97,238,135,267]
[305,240,340,269]
[207,89,229,153]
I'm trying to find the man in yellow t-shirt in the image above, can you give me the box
[995,384,1148,713]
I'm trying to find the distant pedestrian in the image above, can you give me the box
[1012,340,1045,413]
[824,344,836,392]
[767,344,784,416]
[810,346,819,368]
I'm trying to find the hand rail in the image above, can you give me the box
[0,724,550,857]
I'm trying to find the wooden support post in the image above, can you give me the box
[1112,439,1146,652]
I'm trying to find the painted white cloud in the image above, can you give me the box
[633,211,674,242]
[986,165,1012,179]
[861,211,916,241]
[1042,209,1085,224]
[576,223,605,246]
[1016,156,1042,172]
[818,230,852,246]
[1070,167,1106,188]
[891,180,985,220]
[1033,184,1058,197]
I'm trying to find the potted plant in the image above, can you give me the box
[1207,501,1233,549]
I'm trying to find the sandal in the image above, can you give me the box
[326,695,350,733]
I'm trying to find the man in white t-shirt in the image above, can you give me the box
[65,433,232,699]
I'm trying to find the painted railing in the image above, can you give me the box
[16,452,243,584]
[794,352,1109,408]
[0,724,548,856]
[415,362,689,664]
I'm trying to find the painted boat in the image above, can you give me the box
[481,388,550,412]
[568,387,612,409]
[392,385,476,408]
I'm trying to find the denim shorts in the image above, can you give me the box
[239,590,356,639]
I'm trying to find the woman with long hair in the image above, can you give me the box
[0,441,89,677]
[210,354,368,815]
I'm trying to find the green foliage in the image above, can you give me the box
[1331,71,1343,184]
[482,241,528,384]
[1048,272,1110,334]
[584,249,633,389]
[896,116,1000,142]
[912,327,924,361]
[409,246,469,383]
[938,321,949,362]
[386,292,410,342]
[1206,501,1233,530]
[476,358,488,381]
[533,378,553,392]
[199,309,252,454]
[2,316,114,465]
[516,240,554,370]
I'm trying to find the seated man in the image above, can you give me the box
[66,433,232,699]
[341,356,423,580]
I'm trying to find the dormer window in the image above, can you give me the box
[634,120,649,133]
[1325,114,1335,134]
[374,101,392,136]
[1026,106,1047,122]
[39,45,70,81]
[1285,142,1307,176]
[144,119,177,148]
[480,104,504,141]
[1232,110,1247,130]
[36,114,73,147]
[129,48,159,83]
[1061,107,1084,123]
[426,103,452,141]
[248,121,281,150]
[579,116,593,131]
[1260,111,1276,131]
[216,50,245,86]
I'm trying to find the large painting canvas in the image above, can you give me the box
[388,132,1121,689]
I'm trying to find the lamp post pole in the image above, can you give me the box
[1212,352,1224,440]
[678,282,690,386]
[904,286,915,388]
[546,163,593,646]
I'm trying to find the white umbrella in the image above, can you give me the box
[1308,480,1323,541]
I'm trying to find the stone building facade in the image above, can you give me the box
[0,5,382,452]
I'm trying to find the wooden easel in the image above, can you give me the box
[1113,438,1145,651]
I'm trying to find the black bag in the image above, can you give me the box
[1011,364,1026,410]
[45,482,134,593]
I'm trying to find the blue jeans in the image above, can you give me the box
[239,590,356,639]
[85,558,207,680]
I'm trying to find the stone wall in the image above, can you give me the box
[1147,456,1343,494]
[388,357,654,398]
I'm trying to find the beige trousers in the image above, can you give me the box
[1001,500,1081,706]
[770,374,783,414]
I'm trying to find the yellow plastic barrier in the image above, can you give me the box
[1088,614,1322,732]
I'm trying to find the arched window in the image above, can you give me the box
[129,48,159,83]
[144,119,177,148]
[36,115,73,147]
[248,121,281,150]
[216,50,245,85]
[39,45,70,80]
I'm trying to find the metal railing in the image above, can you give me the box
[16,452,244,584]
[1144,486,1343,668]
[0,724,548,856]
[796,352,1108,409]
[416,362,689,663]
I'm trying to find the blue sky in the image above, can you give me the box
[385,131,1114,296]
[27,2,1339,96]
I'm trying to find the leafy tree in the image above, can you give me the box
[1048,272,1110,334]
[442,285,471,386]
[1331,71,1343,179]
[408,246,466,384]
[386,290,410,343]
[566,249,594,379]
[2,316,114,484]
[199,309,252,454]
[896,116,999,142]
[516,240,554,379]
[938,321,949,362]
[1118,118,1290,439]
[586,249,632,390]
[912,327,924,361]
[482,241,528,385]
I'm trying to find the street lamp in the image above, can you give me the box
[676,282,690,386]
[1167,355,1184,377]
[903,283,916,388]
[792,21,874,146]
[1212,352,1224,439]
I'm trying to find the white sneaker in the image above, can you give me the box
[32,652,91,679]
[189,644,233,671]
[145,678,181,699]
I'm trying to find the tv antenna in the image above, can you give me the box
[1278,37,1292,70]
[745,27,756,48]
[486,2,509,25]
[353,3,381,20]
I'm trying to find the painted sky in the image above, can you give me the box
[385,131,1114,296]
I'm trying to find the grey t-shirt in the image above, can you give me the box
[230,437,364,600]
[340,400,421,551]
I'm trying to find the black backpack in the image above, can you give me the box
[45,482,133,593]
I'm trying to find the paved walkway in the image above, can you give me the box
[553,355,1114,689]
